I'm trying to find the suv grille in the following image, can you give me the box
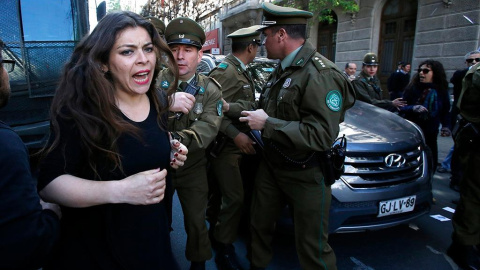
[342,146,424,188]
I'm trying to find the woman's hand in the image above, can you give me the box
[169,135,188,169]
[118,168,167,205]
[413,105,428,113]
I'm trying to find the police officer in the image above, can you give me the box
[145,16,165,38]
[352,53,405,111]
[447,62,480,270]
[223,3,355,269]
[156,17,223,270]
[207,25,263,270]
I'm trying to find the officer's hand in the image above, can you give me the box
[239,110,268,130]
[222,98,230,112]
[169,136,188,169]
[169,92,195,114]
[413,105,428,113]
[392,98,406,109]
[233,133,256,155]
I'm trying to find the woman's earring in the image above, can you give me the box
[100,64,109,74]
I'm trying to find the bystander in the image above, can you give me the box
[0,38,61,269]
[387,61,411,100]
[343,62,357,81]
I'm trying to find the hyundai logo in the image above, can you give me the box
[385,154,406,167]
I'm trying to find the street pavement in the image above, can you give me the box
[170,135,460,270]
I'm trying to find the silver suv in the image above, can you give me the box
[331,101,432,232]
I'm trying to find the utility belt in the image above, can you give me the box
[264,135,347,186]
[208,131,264,158]
[207,133,228,158]
[452,115,480,147]
[453,115,480,139]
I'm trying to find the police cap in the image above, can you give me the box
[145,16,165,35]
[261,2,313,26]
[227,25,263,44]
[363,53,379,66]
[165,17,205,49]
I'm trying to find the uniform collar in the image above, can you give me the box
[232,55,247,71]
[281,45,302,70]
[360,71,376,81]
[180,74,196,84]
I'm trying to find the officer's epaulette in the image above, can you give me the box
[207,76,222,89]
[311,54,330,73]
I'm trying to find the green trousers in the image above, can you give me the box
[209,144,245,244]
[250,160,337,269]
[452,127,480,245]
[173,159,212,262]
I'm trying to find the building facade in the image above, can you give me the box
[217,0,480,88]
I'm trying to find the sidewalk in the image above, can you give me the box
[433,135,459,206]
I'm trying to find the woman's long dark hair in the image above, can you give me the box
[45,11,178,175]
[406,59,448,93]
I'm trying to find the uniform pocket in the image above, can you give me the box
[277,87,298,120]
[241,85,253,100]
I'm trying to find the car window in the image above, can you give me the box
[247,60,277,93]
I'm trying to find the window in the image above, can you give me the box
[21,0,74,41]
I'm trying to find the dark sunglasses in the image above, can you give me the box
[466,58,480,63]
[1,59,15,73]
[417,68,431,74]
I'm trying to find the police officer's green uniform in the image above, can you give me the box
[352,53,395,110]
[156,17,223,264]
[207,26,262,248]
[227,3,356,269]
[448,62,480,267]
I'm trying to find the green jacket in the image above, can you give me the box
[208,53,256,139]
[458,62,480,124]
[157,70,223,168]
[352,71,393,110]
[228,42,356,161]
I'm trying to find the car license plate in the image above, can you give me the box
[378,195,416,217]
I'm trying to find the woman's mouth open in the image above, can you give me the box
[133,70,150,85]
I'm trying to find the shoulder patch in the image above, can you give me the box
[216,100,223,116]
[218,63,228,70]
[160,80,170,89]
[325,90,342,112]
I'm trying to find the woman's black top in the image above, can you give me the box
[38,100,179,270]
